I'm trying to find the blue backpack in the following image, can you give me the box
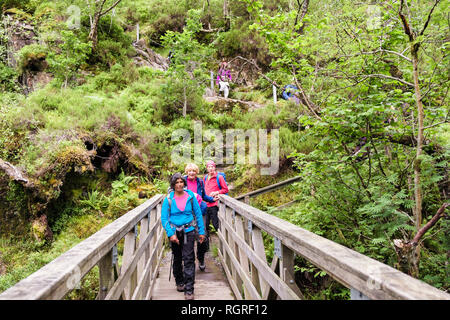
[204,172,228,195]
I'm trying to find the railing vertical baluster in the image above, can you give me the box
[97,248,114,300]
[224,206,232,274]
[250,226,267,297]
[280,244,304,299]
[137,215,149,299]
[226,207,242,292]
[350,288,370,300]
[218,202,227,266]
[235,215,253,299]
[150,208,158,272]
[155,203,163,273]
[145,203,163,300]
[122,227,137,299]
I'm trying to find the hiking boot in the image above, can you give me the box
[176,284,185,292]
[199,261,206,271]
[185,292,194,300]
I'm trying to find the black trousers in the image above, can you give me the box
[196,215,209,263]
[205,206,220,235]
[171,230,196,294]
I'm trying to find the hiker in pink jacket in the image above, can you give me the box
[203,160,229,236]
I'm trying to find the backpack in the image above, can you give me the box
[204,172,228,195]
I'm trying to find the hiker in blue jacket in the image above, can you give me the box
[184,163,218,272]
[161,173,206,300]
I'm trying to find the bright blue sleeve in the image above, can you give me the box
[192,196,205,236]
[161,197,175,238]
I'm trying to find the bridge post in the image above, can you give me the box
[122,227,137,299]
[235,216,253,299]
[350,288,370,300]
[97,248,114,300]
[227,207,243,295]
[137,215,149,299]
[250,226,267,297]
[218,202,226,266]
[280,244,304,299]
[150,208,158,272]
[156,203,164,275]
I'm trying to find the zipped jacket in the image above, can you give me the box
[184,175,215,203]
[204,172,229,207]
[161,190,206,238]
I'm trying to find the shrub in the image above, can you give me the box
[0,63,18,92]
[15,44,47,75]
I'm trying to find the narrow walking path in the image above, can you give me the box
[151,234,235,300]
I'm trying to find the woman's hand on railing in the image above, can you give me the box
[211,191,220,201]
[198,234,206,244]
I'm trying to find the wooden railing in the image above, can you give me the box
[1,191,449,300]
[0,194,166,300]
[217,194,450,300]
[234,176,301,202]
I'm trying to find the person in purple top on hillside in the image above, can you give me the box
[216,60,232,98]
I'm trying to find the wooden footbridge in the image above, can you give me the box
[0,178,449,300]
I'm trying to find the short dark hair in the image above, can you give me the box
[169,172,187,190]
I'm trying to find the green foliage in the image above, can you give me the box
[158,9,216,121]
[0,0,38,12]
[79,190,108,212]
[1,0,448,299]
[214,20,271,66]
[0,63,18,92]
[46,30,91,86]
[0,16,9,64]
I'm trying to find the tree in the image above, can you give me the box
[244,0,449,284]
[86,0,122,52]
[396,0,443,277]
[161,9,215,118]
[47,30,91,87]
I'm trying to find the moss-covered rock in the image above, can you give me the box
[31,214,52,242]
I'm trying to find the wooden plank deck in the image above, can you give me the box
[151,235,235,300]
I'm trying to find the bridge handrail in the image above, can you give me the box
[234,176,301,201]
[219,195,450,300]
[0,194,165,300]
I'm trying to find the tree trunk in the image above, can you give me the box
[223,0,230,31]
[88,13,101,52]
[398,0,441,277]
[411,45,423,278]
